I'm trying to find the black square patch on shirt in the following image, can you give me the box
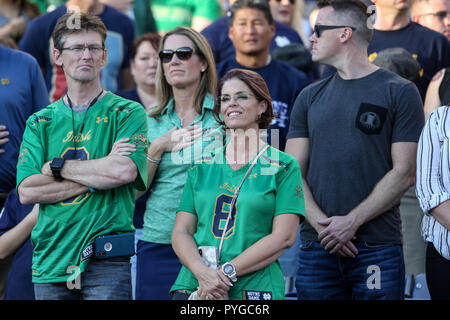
[355,103,388,135]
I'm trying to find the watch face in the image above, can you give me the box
[223,264,233,274]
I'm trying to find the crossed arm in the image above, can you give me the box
[285,138,417,257]
[18,155,137,205]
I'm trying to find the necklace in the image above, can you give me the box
[66,89,104,152]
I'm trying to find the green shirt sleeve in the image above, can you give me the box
[274,157,306,222]
[16,114,46,191]
[116,103,149,191]
[177,165,197,214]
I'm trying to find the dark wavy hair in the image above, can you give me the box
[213,68,274,130]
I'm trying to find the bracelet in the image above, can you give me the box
[89,187,95,193]
[147,155,161,164]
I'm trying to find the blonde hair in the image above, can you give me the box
[151,26,217,118]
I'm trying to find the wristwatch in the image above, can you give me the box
[50,157,65,181]
[221,262,237,282]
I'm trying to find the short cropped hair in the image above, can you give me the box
[213,68,274,130]
[317,0,373,46]
[52,12,107,51]
[229,0,274,25]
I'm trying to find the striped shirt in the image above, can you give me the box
[416,106,450,260]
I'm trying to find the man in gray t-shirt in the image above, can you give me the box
[285,0,424,300]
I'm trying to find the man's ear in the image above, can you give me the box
[339,27,353,43]
[228,25,234,43]
[269,22,276,38]
[100,48,108,67]
[52,48,63,67]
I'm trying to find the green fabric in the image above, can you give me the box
[16,92,148,283]
[171,146,305,300]
[27,0,65,14]
[134,0,157,35]
[150,0,222,33]
[140,93,223,244]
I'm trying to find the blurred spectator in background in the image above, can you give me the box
[0,44,49,300]
[217,0,310,151]
[0,0,40,46]
[150,0,222,35]
[424,67,450,118]
[19,0,135,102]
[202,0,305,64]
[27,0,66,14]
[269,0,309,44]
[99,0,158,36]
[0,191,37,300]
[411,0,450,40]
[117,33,160,111]
[369,0,450,101]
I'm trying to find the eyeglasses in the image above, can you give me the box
[158,47,198,63]
[218,92,255,106]
[313,24,356,38]
[273,0,296,5]
[60,44,105,55]
[418,11,450,20]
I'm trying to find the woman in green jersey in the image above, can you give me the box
[170,69,305,300]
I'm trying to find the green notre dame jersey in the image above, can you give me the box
[171,146,305,300]
[16,92,148,283]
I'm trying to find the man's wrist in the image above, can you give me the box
[50,158,65,181]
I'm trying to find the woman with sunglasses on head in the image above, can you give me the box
[170,69,305,300]
[133,26,223,300]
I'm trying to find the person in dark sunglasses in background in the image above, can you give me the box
[132,26,224,300]
[285,0,424,300]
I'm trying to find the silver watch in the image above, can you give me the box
[221,262,237,282]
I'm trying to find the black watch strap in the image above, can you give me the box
[50,157,65,181]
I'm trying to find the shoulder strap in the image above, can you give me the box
[217,144,270,262]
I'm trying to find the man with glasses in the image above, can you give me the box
[286,0,424,300]
[19,0,135,102]
[369,0,450,101]
[411,0,450,39]
[16,13,148,300]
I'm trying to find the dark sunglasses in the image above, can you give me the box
[159,47,197,63]
[274,0,296,4]
[313,24,356,38]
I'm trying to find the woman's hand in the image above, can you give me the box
[153,125,203,153]
[196,267,232,300]
[109,138,137,156]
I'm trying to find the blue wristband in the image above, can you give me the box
[89,187,95,193]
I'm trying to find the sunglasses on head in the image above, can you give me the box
[313,24,356,38]
[159,47,197,63]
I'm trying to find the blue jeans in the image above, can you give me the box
[34,257,132,300]
[295,241,405,300]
